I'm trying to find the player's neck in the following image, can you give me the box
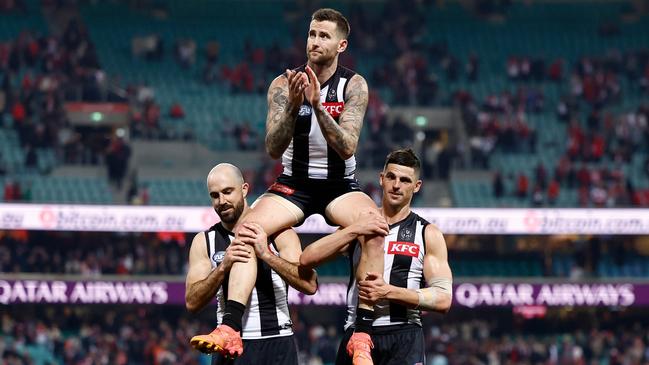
[307,57,338,85]
[381,203,412,225]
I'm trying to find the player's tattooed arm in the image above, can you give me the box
[312,74,367,159]
[265,72,305,159]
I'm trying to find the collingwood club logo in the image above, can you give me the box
[327,85,337,100]
[400,228,413,241]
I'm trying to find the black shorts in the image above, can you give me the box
[267,174,362,224]
[211,335,298,365]
[335,325,425,365]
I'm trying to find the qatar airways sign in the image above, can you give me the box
[2,279,649,308]
[454,283,640,308]
[0,280,169,305]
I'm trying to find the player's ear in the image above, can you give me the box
[337,38,348,54]
[241,182,249,198]
[413,179,422,193]
[379,172,385,188]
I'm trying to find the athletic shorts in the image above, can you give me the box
[335,325,425,365]
[211,335,298,365]
[267,174,362,224]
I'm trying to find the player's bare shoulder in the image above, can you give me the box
[189,231,207,252]
[424,223,447,249]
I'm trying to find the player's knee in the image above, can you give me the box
[360,235,384,252]
[362,205,380,215]
[353,206,381,223]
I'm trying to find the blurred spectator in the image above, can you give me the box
[169,102,185,119]
[437,147,454,180]
[516,174,529,199]
[466,54,479,82]
[531,184,544,206]
[507,57,519,80]
[556,98,570,122]
[105,136,131,189]
[205,40,220,63]
[24,144,37,168]
[3,179,20,201]
[493,172,504,198]
[548,58,563,81]
[547,179,560,205]
[132,34,163,61]
[534,162,547,190]
[174,38,196,69]
[11,100,26,124]
[390,116,414,148]
[233,122,257,151]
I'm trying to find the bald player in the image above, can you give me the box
[186,163,317,365]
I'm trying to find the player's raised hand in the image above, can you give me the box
[285,69,307,110]
[304,65,321,107]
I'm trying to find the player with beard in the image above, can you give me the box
[186,163,317,365]
[191,9,389,365]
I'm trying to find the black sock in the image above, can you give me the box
[355,308,374,334]
[222,300,246,332]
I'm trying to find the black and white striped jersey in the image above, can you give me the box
[205,223,293,339]
[345,212,428,330]
[280,64,357,180]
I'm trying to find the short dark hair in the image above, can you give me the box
[384,148,421,175]
[312,8,350,38]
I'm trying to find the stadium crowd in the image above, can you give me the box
[2,231,649,279]
[0,231,188,276]
[2,306,649,365]
[1,1,648,208]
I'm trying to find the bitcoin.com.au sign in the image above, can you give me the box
[2,204,649,235]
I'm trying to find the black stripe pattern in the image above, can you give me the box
[288,64,356,180]
[389,215,416,323]
[206,223,288,338]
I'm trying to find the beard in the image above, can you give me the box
[306,50,331,65]
[217,200,244,225]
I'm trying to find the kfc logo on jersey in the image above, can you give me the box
[387,241,420,257]
[322,102,344,118]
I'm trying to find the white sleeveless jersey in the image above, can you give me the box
[280,64,357,180]
[205,223,292,339]
[345,212,428,329]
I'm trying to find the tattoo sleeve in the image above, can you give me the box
[265,79,300,159]
[313,75,368,160]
